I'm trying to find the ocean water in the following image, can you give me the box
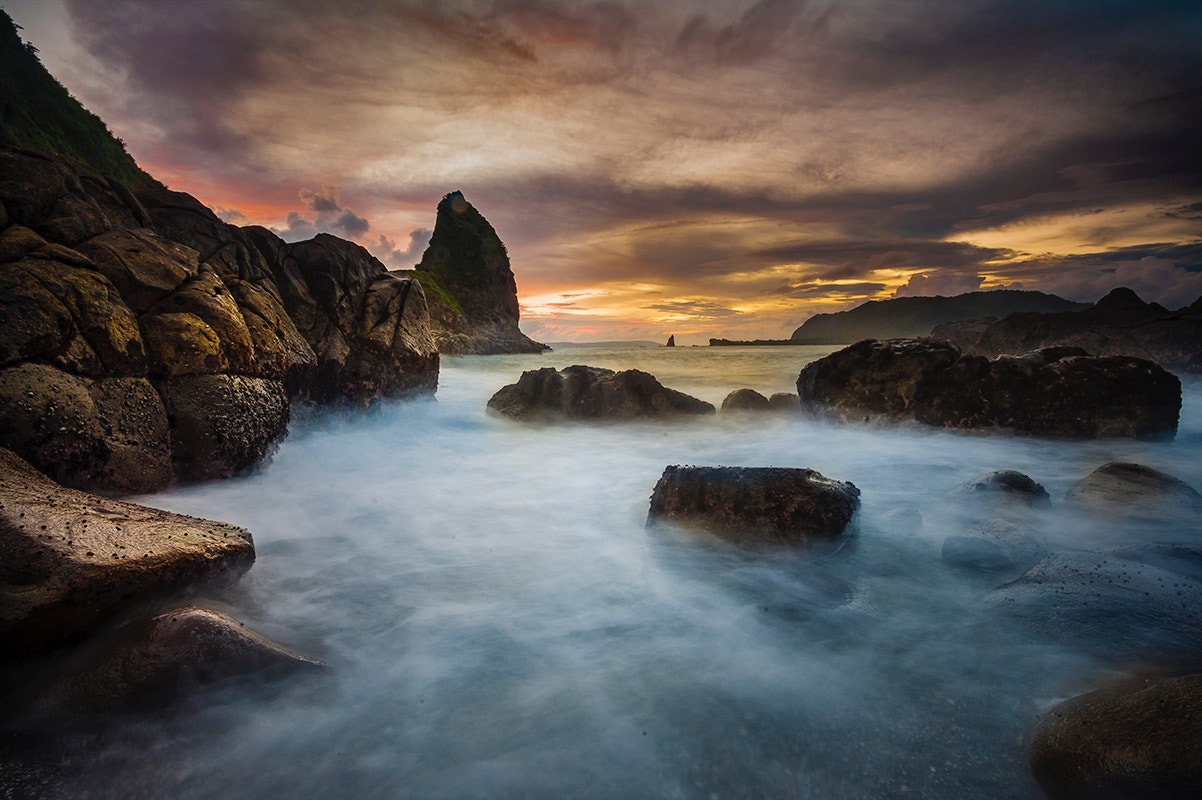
[8,346,1202,800]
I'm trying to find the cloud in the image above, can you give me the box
[372,228,434,270]
[271,186,371,242]
[892,272,988,298]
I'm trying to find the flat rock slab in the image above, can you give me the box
[647,465,860,546]
[0,449,255,653]
[488,365,714,421]
[1029,673,1202,799]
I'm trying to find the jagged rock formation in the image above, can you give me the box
[790,290,1088,344]
[408,190,546,355]
[0,448,255,653]
[796,338,1181,439]
[933,287,1202,373]
[487,365,713,421]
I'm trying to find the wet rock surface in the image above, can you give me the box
[647,465,860,546]
[1028,672,1202,800]
[1066,462,1202,518]
[796,338,1181,439]
[487,365,715,421]
[0,449,255,653]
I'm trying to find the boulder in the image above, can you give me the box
[647,465,860,546]
[1067,462,1201,518]
[43,607,320,712]
[942,520,1048,574]
[1028,673,1202,799]
[0,449,254,653]
[721,388,771,413]
[796,338,1180,439]
[989,545,1202,662]
[951,470,1050,507]
[156,374,290,482]
[768,392,801,412]
[487,365,715,421]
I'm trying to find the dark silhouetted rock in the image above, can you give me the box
[1067,462,1201,518]
[1028,673,1202,800]
[796,338,1180,439]
[990,544,1202,662]
[768,392,801,412]
[43,607,320,712]
[934,286,1202,373]
[666,334,675,347]
[721,388,771,413]
[412,191,546,355]
[0,449,255,653]
[647,465,860,546]
[487,365,714,421]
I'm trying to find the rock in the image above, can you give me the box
[647,465,860,546]
[942,520,1048,573]
[721,388,771,413]
[1067,462,1201,518]
[796,338,1181,439]
[411,191,547,355]
[1028,673,1202,799]
[666,334,675,347]
[881,505,923,533]
[0,449,254,653]
[989,545,1202,662]
[951,470,1050,507]
[43,607,320,712]
[487,365,714,421]
[156,374,290,482]
[768,392,800,411]
[935,286,1202,373]
[0,363,171,494]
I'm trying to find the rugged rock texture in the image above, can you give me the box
[647,465,860,546]
[721,388,771,413]
[43,606,319,712]
[796,338,1181,439]
[0,147,439,492]
[410,191,546,355]
[933,287,1202,373]
[1028,673,1202,800]
[990,544,1202,663]
[790,289,1087,344]
[0,448,255,653]
[1066,462,1201,518]
[487,365,714,421]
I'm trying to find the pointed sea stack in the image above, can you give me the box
[413,191,548,355]
[666,334,675,347]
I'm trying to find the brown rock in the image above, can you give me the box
[721,388,771,413]
[1066,462,1202,518]
[488,365,715,421]
[0,449,254,653]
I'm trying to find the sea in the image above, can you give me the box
[6,345,1202,799]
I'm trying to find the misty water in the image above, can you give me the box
[10,346,1202,799]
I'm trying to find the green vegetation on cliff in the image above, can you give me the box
[0,10,159,190]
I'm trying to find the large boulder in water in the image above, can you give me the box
[487,365,714,421]
[1066,462,1202,519]
[796,338,1180,439]
[1028,672,1202,799]
[989,544,1202,663]
[647,465,860,546]
[0,448,255,653]
[42,606,320,712]
[721,388,771,413]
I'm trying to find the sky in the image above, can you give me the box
[5,0,1201,344]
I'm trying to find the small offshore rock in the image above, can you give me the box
[767,392,801,412]
[647,465,859,546]
[1029,673,1202,800]
[721,388,771,413]
[1066,462,1202,518]
[487,365,714,421]
[0,448,255,653]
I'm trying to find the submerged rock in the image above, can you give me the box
[795,338,1181,439]
[1066,462,1202,518]
[1028,673,1202,800]
[0,448,255,653]
[647,465,860,546]
[942,520,1048,574]
[721,388,771,413]
[487,365,714,421]
[951,470,1050,507]
[43,606,320,712]
[989,544,1202,663]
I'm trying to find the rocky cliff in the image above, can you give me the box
[933,287,1202,373]
[790,290,1088,344]
[406,191,547,355]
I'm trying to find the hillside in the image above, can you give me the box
[790,290,1088,344]
[0,11,158,190]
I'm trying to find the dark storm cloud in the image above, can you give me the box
[643,300,742,319]
[375,228,434,269]
[767,282,888,300]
